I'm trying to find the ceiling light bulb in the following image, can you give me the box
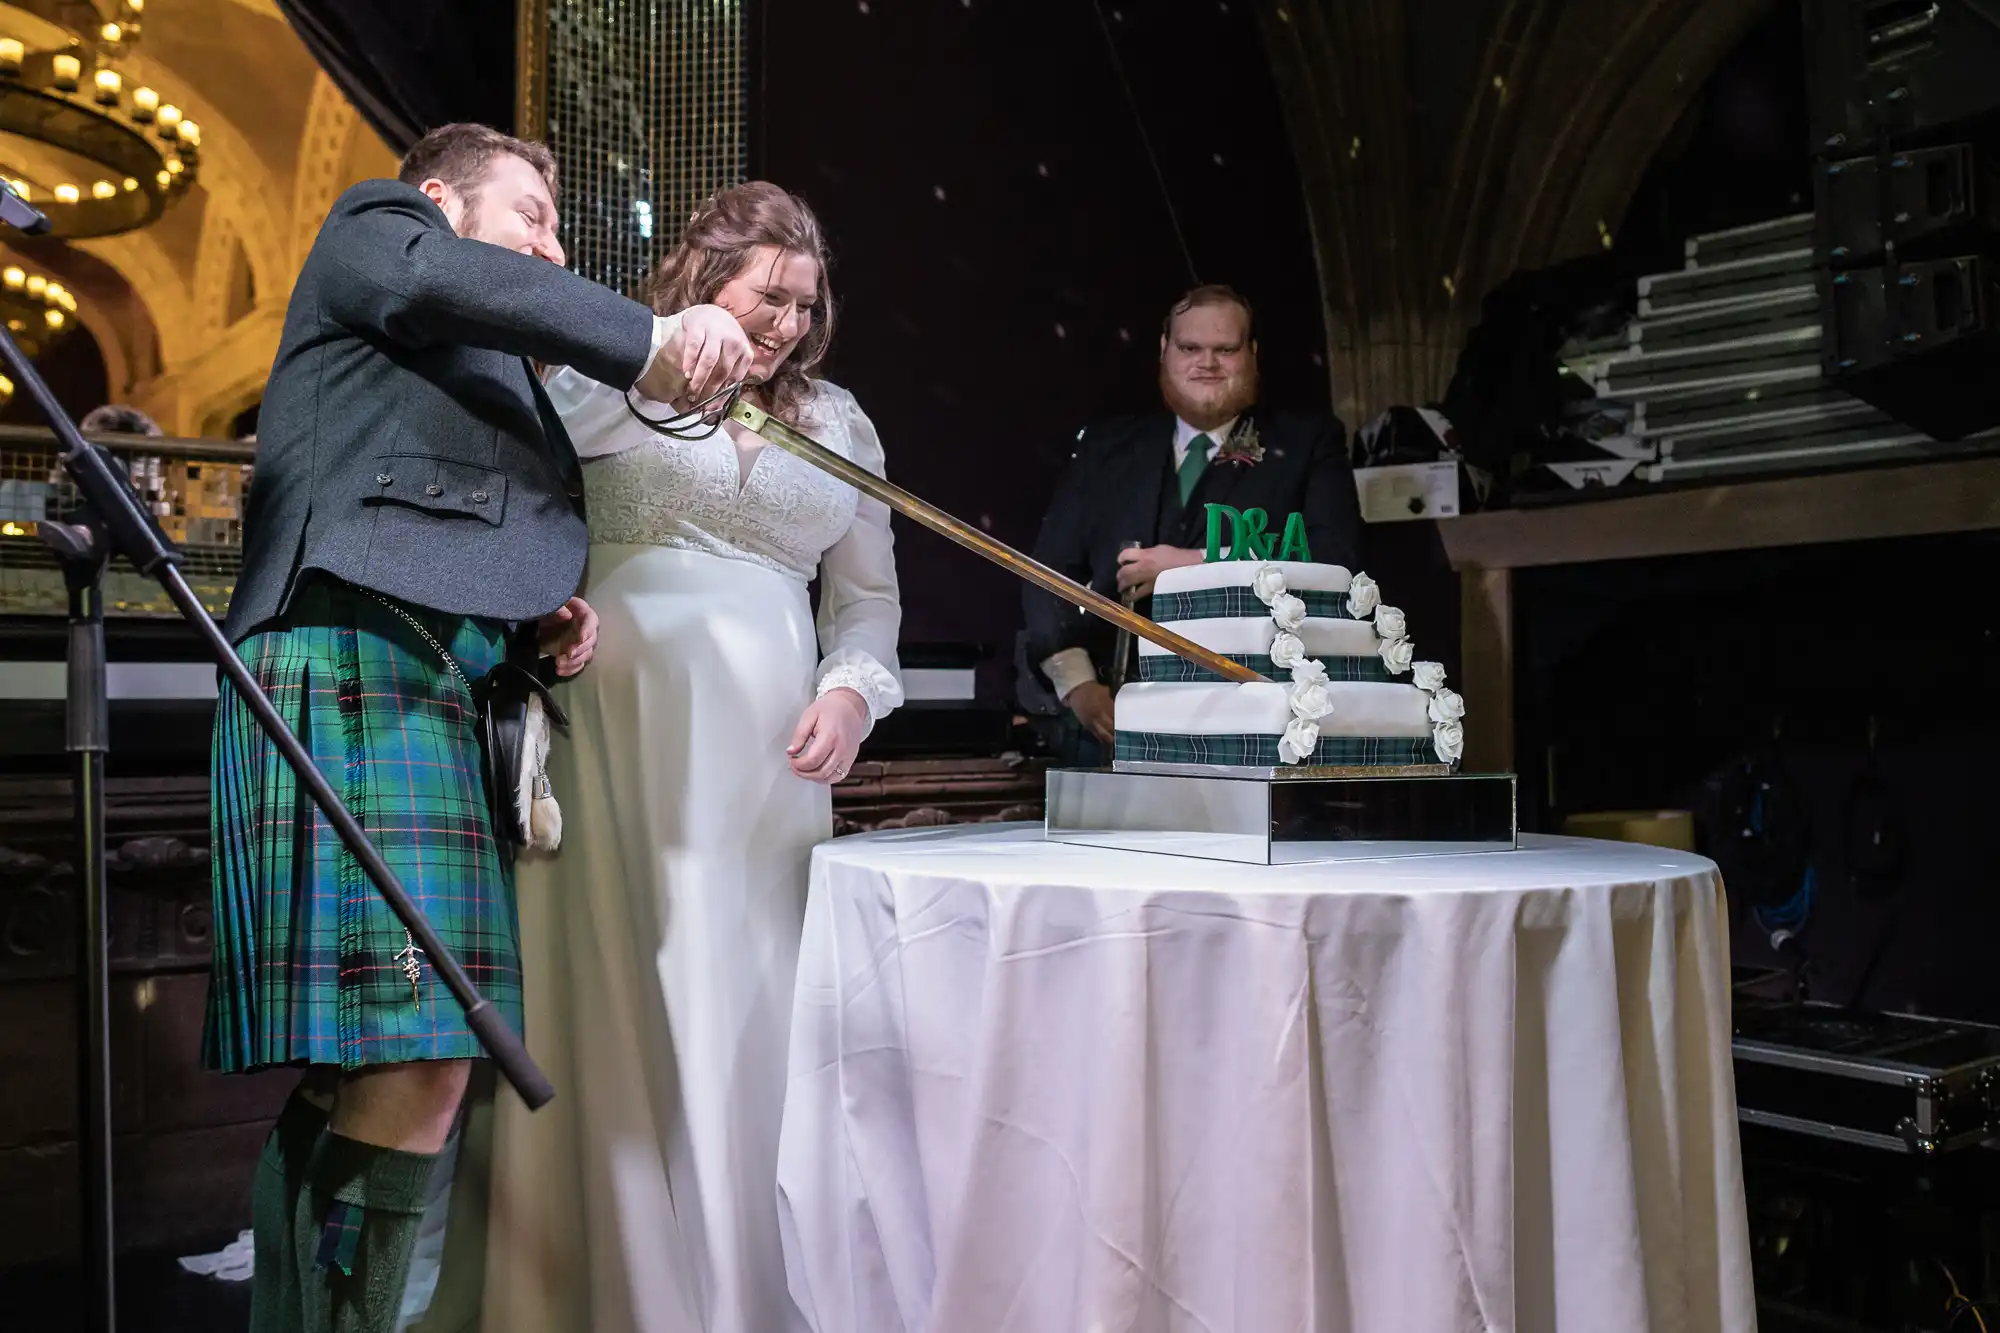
[53,183,79,204]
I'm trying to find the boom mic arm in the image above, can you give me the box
[0,184,51,235]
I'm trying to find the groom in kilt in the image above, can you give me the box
[208,123,750,1332]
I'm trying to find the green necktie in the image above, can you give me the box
[1177,433,1213,505]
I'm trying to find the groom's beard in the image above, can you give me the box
[1160,363,1258,433]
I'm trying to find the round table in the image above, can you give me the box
[775,826,1755,1333]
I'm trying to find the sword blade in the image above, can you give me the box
[728,399,1263,686]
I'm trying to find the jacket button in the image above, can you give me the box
[375,473,392,485]
[425,484,444,497]
[470,490,489,503]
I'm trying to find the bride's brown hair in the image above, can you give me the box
[645,181,834,422]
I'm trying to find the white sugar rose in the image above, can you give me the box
[1373,606,1408,642]
[1270,592,1307,631]
[1427,687,1465,724]
[1412,660,1446,693]
[1278,716,1321,765]
[1269,632,1306,670]
[1346,572,1380,618]
[1380,637,1415,674]
[1252,564,1287,605]
[1290,658,1329,688]
[1432,719,1465,764]
[1290,680,1334,721]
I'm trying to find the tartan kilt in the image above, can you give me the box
[203,578,520,1073]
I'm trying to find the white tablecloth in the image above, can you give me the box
[775,826,1756,1333]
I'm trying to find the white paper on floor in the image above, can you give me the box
[178,1229,254,1282]
[172,1126,457,1317]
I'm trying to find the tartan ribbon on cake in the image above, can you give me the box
[1138,652,1398,685]
[1116,730,1439,769]
[1152,585,1355,624]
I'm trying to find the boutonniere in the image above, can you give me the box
[1213,420,1265,466]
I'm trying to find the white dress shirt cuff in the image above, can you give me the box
[635,311,684,389]
[1041,648,1099,703]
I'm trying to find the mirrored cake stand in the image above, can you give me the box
[1044,761,1519,865]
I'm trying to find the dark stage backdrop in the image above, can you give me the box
[753,0,1328,691]
[274,0,516,153]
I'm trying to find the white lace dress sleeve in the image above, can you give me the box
[544,312,686,460]
[812,388,905,728]
[543,365,650,460]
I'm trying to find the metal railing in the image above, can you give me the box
[0,425,253,617]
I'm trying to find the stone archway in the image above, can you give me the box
[194,367,268,440]
[291,72,364,268]
[0,3,397,434]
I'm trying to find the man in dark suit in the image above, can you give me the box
[1023,284,1362,763]
[207,123,750,1333]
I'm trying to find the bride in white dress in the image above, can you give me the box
[477,182,902,1332]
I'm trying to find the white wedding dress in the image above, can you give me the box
[474,368,903,1333]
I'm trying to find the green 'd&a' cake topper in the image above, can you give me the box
[1203,504,1312,563]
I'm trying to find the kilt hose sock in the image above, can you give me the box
[250,1086,447,1333]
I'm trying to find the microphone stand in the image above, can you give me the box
[0,191,554,1333]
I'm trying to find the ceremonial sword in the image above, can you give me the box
[724,398,1262,685]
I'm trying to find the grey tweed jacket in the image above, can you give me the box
[224,178,656,642]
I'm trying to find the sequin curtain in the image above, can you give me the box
[519,0,747,299]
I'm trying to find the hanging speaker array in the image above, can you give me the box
[1806,0,2000,440]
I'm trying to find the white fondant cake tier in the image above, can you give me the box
[1115,681,1432,739]
[1153,560,1352,596]
[1136,616,1379,660]
[1120,557,1460,769]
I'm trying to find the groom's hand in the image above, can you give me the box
[538,596,600,677]
[636,304,753,408]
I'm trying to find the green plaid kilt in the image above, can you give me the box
[203,578,518,1073]
[1115,729,1438,769]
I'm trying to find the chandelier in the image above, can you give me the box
[0,0,200,239]
[0,260,75,354]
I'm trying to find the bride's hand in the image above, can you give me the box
[787,688,868,784]
[538,596,600,676]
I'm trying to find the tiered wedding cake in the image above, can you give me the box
[1114,518,1464,773]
